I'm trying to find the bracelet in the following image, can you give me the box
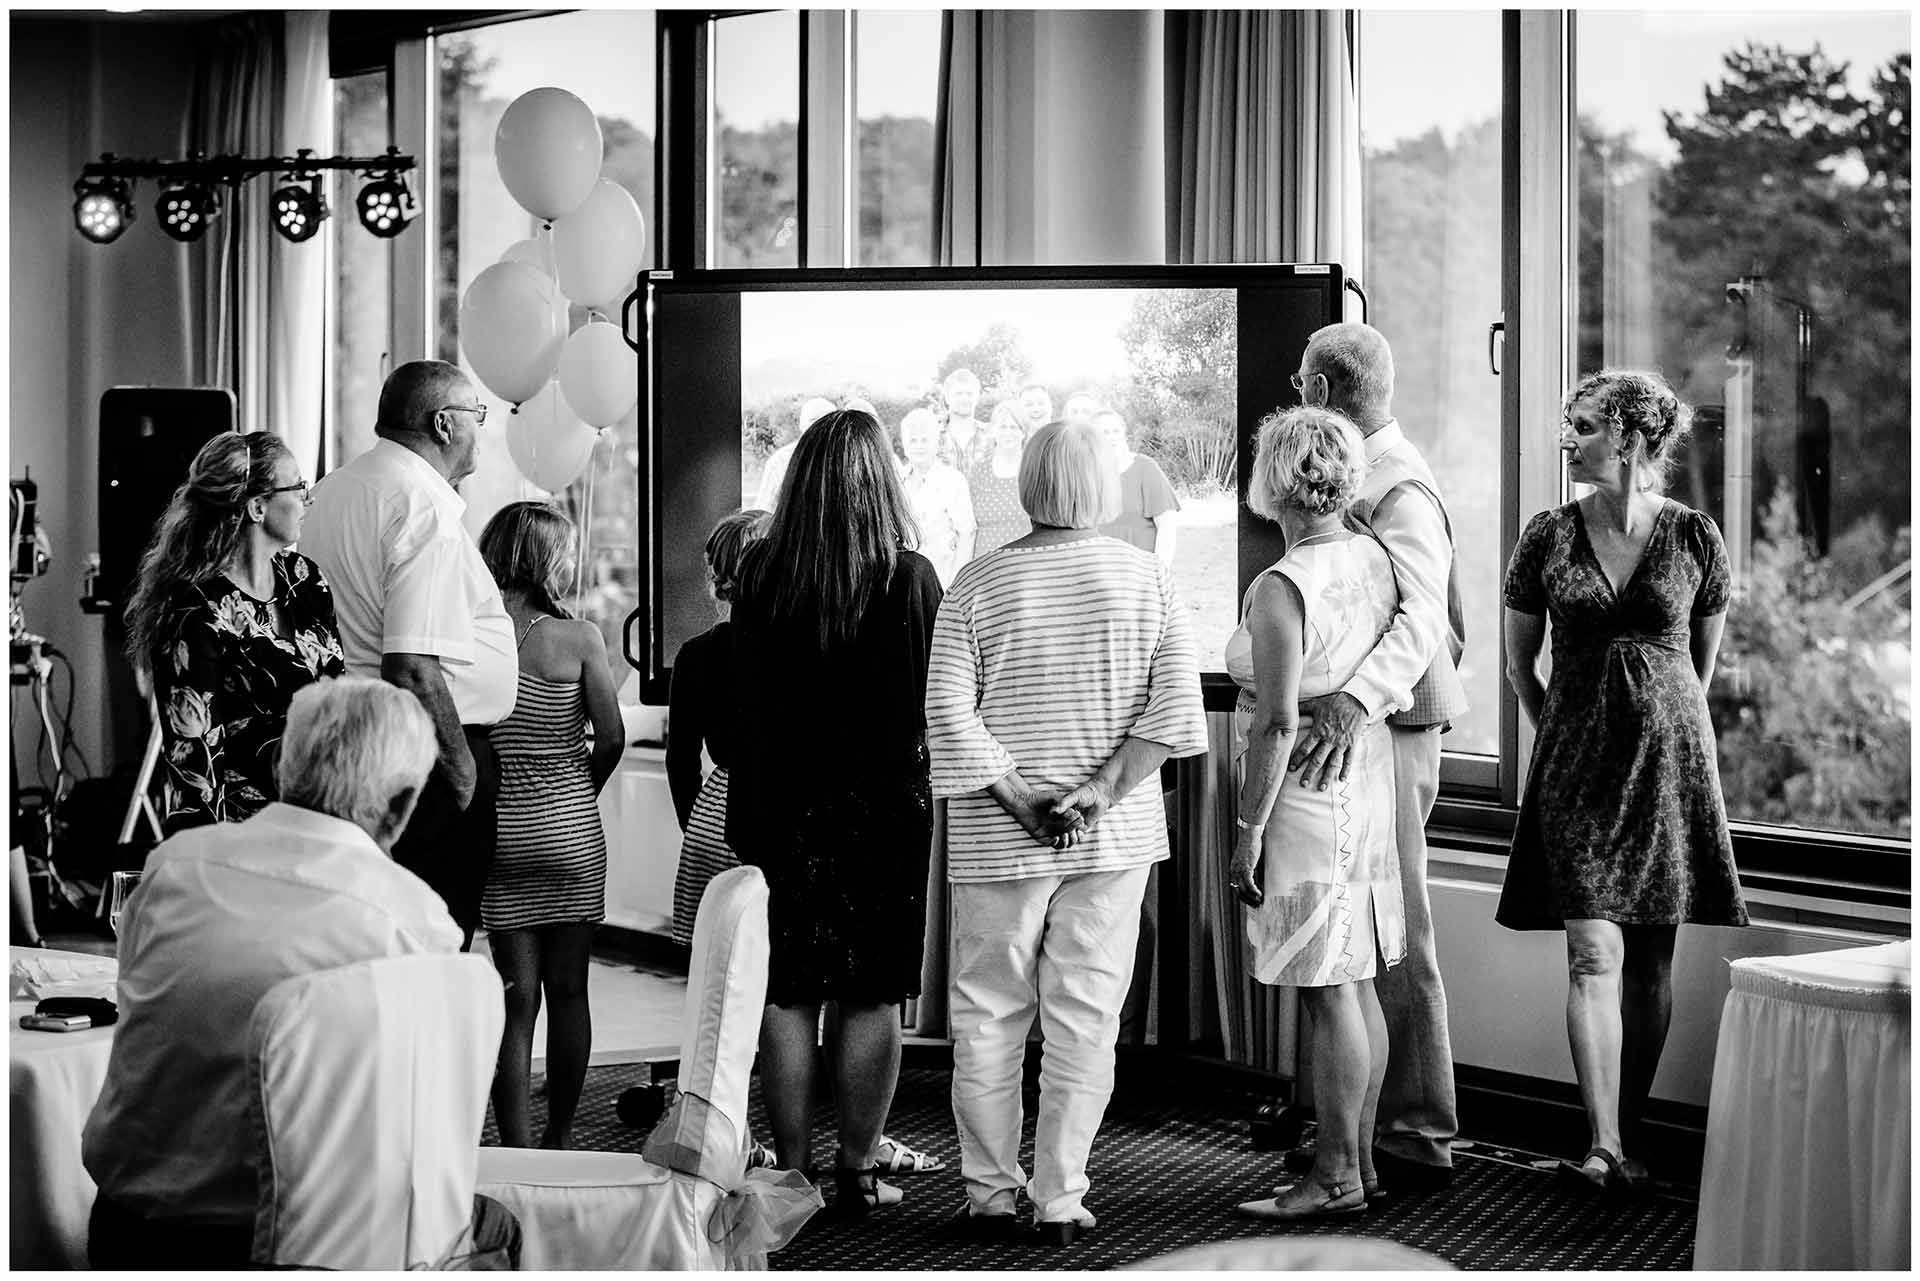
[1233,815,1265,831]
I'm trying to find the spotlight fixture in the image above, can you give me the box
[70,146,418,245]
[155,180,219,242]
[72,174,135,244]
[270,173,329,243]
[355,169,416,238]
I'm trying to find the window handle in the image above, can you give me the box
[1488,318,1505,377]
[622,605,643,674]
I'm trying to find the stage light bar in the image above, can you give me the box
[70,147,416,245]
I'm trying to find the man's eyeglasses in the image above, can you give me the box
[434,403,489,427]
[1290,371,1315,394]
[270,481,312,504]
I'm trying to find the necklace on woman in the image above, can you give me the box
[1291,529,1348,549]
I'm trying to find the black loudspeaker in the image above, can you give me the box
[96,387,235,614]
[96,387,234,771]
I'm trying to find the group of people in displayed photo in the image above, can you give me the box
[82,317,1746,1258]
[751,365,1180,589]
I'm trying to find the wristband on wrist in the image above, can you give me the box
[1233,814,1264,831]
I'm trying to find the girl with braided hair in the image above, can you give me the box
[123,431,343,834]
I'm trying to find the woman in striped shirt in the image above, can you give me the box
[926,421,1208,1245]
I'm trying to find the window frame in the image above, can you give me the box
[351,8,1910,899]
[1477,8,1910,897]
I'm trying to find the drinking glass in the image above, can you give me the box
[108,870,143,938]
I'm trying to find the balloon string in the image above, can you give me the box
[572,429,608,611]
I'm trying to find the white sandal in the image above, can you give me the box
[873,1135,947,1175]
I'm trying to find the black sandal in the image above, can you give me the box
[833,1167,903,1215]
[1555,1146,1625,1194]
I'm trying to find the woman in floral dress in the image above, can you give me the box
[123,432,345,834]
[1500,370,1746,1193]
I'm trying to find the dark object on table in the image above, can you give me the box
[37,996,118,1027]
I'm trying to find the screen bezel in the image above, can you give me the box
[636,262,1347,705]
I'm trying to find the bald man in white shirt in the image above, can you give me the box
[302,360,519,946]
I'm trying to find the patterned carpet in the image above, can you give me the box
[488,1064,1697,1270]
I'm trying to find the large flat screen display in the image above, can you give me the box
[638,264,1347,703]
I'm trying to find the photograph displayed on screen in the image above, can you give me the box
[736,287,1242,663]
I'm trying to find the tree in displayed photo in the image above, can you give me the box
[1117,289,1239,494]
[934,322,1034,399]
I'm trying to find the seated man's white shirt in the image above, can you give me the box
[301,438,517,725]
[80,803,462,1225]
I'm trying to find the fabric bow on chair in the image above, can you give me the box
[476,865,822,1268]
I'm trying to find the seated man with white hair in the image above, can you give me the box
[81,677,516,1269]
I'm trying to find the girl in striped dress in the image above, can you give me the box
[479,501,625,1149]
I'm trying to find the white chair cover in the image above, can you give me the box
[475,864,821,1270]
[645,864,771,1180]
[247,953,504,1269]
[1695,940,1910,1270]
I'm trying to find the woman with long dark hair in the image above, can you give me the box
[123,431,343,833]
[726,409,943,1214]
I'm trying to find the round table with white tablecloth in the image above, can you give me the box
[10,947,119,1269]
[1694,939,1910,1270]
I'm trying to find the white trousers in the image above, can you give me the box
[948,865,1150,1224]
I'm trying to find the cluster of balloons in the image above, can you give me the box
[459,87,645,493]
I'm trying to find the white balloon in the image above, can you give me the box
[458,261,565,406]
[557,321,638,429]
[552,179,647,309]
[501,236,554,281]
[507,382,601,492]
[494,88,603,222]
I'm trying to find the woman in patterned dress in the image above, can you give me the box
[478,501,625,1149]
[123,432,345,835]
[1225,407,1403,1222]
[1500,371,1746,1192]
[965,401,1032,558]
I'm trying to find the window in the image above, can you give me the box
[328,71,392,471]
[435,11,657,696]
[855,9,941,266]
[1359,11,1506,763]
[712,11,801,268]
[1574,11,1911,841]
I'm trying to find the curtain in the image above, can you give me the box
[1162,8,1361,1088]
[929,11,977,268]
[185,12,330,474]
[1164,10,1362,275]
[933,10,1162,268]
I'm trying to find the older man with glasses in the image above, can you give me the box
[302,360,518,948]
[1279,323,1469,1194]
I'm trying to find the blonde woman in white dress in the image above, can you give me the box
[1224,406,1404,1221]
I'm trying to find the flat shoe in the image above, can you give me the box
[1237,1179,1367,1222]
[833,1167,903,1215]
[947,1203,1018,1241]
[873,1134,947,1175]
[1555,1146,1623,1194]
[1031,1218,1096,1247]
